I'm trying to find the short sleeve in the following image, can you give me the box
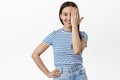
[43,31,56,46]
[80,31,88,43]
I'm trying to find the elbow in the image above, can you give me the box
[73,48,83,55]
[31,53,39,59]
[73,49,81,55]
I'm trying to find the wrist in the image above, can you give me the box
[72,24,78,28]
[46,71,53,78]
[72,25,79,31]
[44,70,50,77]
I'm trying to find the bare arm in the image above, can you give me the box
[71,7,87,54]
[31,42,60,78]
[72,26,86,54]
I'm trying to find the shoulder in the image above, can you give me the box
[49,29,60,35]
[46,29,61,37]
[43,29,60,45]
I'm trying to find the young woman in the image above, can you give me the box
[32,1,88,80]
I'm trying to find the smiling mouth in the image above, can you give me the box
[68,22,71,24]
[66,21,71,24]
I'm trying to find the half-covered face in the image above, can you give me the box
[60,6,75,27]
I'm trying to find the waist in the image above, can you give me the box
[54,55,83,66]
[56,64,83,73]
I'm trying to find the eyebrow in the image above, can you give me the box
[62,12,67,13]
[62,11,71,14]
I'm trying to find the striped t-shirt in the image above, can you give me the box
[43,28,88,66]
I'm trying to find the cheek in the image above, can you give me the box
[60,17,65,23]
[60,14,66,20]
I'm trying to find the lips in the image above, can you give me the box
[63,20,72,26]
[67,22,71,25]
[66,21,71,24]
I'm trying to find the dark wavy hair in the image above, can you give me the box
[59,1,82,39]
[59,1,78,25]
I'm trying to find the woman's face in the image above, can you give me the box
[60,6,75,27]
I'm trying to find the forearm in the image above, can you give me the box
[72,26,83,54]
[32,54,49,76]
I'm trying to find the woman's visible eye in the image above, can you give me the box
[63,13,67,16]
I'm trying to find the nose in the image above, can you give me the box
[68,14,71,20]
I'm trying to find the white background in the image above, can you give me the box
[0,0,120,80]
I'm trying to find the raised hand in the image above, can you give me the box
[71,7,84,27]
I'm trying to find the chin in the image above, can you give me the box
[67,24,72,27]
[65,23,72,27]
[63,23,72,27]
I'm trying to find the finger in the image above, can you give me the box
[53,69,61,74]
[53,75,58,78]
[55,71,61,75]
[71,8,74,17]
[73,7,77,15]
[80,17,84,22]
[54,69,61,74]
[54,73,61,76]
[54,68,60,72]
[54,70,61,75]
[53,72,61,78]
[75,8,78,18]
[74,7,78,17]
[77,8,80,18]
[72,7,78,18]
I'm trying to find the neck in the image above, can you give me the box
[62,26,72,32]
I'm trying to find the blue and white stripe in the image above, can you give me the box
[43,28,88,66]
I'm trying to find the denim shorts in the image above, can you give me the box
[53,64,88,80]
